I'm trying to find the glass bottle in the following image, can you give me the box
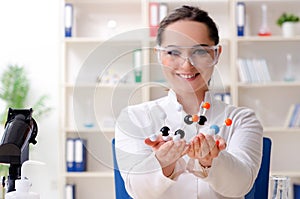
[283,53,295,82]
[270,175,289,199]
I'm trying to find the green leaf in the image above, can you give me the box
[0,65,52,124]
[277,12,300,26]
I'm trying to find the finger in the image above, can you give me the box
[178,139,188,154]
[199,134,210,158]
[145,134,166,147]
[205,134,216,151]
[144,137,159,147]
[216,138,227,151]
[181,144,190,156]
[214,135,227,150]
[193,136,201,154]
[188,141,195,157]
[206,136,219,158]
[155,142,175,167]
[160,140,174,153]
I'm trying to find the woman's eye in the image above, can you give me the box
[193,49,208,55]
[166,50,181,56]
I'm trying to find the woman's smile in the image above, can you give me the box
[176,72,200,81]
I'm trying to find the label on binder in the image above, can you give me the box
[133,49,142,82]
[74,138,87,172]
[149,2,159,37]
[159,3,168,22]
[66,138,75,172]
[65,184,76,199]
[236,2,245,36]
[65,3,73,37]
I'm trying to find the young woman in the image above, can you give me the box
[115,5,263,199]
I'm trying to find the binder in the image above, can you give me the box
[66,138,75,172]
[159,3,168,22]
[133,49,142,83]
[74,138,87,172]
[149,2,159,37]
[236,2,245,36]
[65,3,73,37]
[65,184,76,199]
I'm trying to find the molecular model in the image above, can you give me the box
[148,102,232,143]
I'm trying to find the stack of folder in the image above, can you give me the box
[66,138,87,172]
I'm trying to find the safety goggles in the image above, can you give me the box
[156,45,220,68]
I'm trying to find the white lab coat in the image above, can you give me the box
[115,89,263,199]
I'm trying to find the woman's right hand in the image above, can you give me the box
[145,135,189,176]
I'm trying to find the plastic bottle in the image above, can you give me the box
[5,160,45,199]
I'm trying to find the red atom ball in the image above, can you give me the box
[215,140,220,147]
[192,115,199,122]
[225,118,232,126]
[202,102,210,109]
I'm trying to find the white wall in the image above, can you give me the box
[0,0,60,198]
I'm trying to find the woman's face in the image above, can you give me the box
[158,20,221,94]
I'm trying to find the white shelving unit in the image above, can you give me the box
[60,0,300,198]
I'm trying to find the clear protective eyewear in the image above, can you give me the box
[156,45,220,68]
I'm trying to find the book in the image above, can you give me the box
[290,104,300,128]
[237,58,271,83]
[285,104,300,128]
[246,59,259,83]
[214,93,231,104]
[260,59,271,82]
[284,104,295,128]
[237,58,250,83]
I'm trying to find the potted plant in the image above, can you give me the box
[277,12,299,37]
[0,65,51,196]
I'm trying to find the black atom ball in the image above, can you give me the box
[175,129,185,139]
[184,115,193,125]
[198,115,207,125]
[160,126,170,136]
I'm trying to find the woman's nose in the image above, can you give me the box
[181,57,194,69]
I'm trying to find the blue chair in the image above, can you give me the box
[112,138,133,199]
[245,137,272,199]
[112,137,271,199]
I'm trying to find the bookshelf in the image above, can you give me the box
[60,0,300,198]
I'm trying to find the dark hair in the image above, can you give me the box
[157,5,219,46]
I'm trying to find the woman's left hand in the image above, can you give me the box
[187,133,226,167]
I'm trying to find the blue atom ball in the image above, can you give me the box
[210,125,220,134]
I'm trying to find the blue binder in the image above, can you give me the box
[65,184,76,199]
[236,2,245,36]
[74,138,87,172]
[65,3,73,37]
[66,138,75,172]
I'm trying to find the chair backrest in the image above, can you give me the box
[112,137,271,199]
[112,138,133,199]
[245,137,272,199]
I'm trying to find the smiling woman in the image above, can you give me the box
[115,5,263,199]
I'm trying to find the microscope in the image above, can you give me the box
[0,108,38,193]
